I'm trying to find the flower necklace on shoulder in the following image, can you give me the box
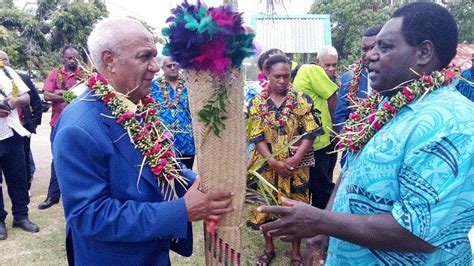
[337,67,459,153]
[258,83,297,129]
[87,72,187,200]
[0,61,19,98]
[346,58,365,104]
[159,75,185,108]
[57,65,67,90]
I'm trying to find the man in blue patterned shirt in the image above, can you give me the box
[151,57,195,169]
[257,2,474,265]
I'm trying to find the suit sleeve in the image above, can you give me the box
[53,124,191,242]
[20,74,43,127]
[334,72,352,133]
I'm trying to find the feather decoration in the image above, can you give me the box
[162,0,256,77]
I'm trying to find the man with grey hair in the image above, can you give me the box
[315,45,339,83]
[52,17,233,265]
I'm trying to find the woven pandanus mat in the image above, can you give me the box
[185,69,247,266]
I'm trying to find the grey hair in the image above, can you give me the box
[156,55,167,66]
[87,17,145,72]
[317,45,338,59]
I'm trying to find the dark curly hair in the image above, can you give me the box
[257,48,284,71]
[263,54,291,72]
[392,2,458,68]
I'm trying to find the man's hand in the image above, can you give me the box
[268,159,293,177]
[55,89,67,96]
[258,197,320,241]
[183,179,234,222]
[303,235,328,266]
[283,156,301,170]
[0,109,10,118]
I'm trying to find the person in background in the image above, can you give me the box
[151,57,195,169]
[39,45,82,209]
[0,52,39,241]
[334,25,382,133]
[293,52,339,210]
[0,51,43,191]
[248,55,322,265]
[456,52,473,101]
[333,25,382,167]
[315,45,339,84]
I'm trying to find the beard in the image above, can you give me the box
[67,64,78,71]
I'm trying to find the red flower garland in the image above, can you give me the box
[87,72,187,200]
[337,67,460,153]
[159,74,185,107]
[258,83,297,130]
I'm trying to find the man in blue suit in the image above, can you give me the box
[52,18,234,265]
[333,25,383,133]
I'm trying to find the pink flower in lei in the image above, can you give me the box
[87,72,187,200]
[337,67,460,153]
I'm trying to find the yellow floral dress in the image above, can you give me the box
[247,88,323,228]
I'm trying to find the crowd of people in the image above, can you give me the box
[0,1,473,265]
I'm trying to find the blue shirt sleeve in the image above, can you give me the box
[334,71,353,132]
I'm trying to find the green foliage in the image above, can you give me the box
[310,0,473,68]
[447,0,473,43]
[0,0,107,79]
[310,0,396,67]
[197,83,229,136]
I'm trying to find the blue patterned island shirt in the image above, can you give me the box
[327,83,474,265]
[151,77,195,157]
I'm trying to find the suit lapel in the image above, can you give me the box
[94,97,162,194]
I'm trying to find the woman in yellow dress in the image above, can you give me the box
[247,55,322,265]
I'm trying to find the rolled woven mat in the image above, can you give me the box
[185,69,247,266]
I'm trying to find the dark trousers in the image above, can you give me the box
[46,128,60,200]
[0,133,30,222]
[309,141,337,209]
[23,136,34,190]
[180,155,195,170]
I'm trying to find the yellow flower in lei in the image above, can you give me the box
[0,60,19,98]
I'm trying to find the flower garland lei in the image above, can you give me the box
[258,83,296,129]
[159,74,185,107]
[346,58,364,103]
[0,61,19,98]
[337,67,459,153]
[57,65,67,91]
[87,72,187,200]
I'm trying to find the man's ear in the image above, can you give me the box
[416,40,435,67]
[102,50,116,73]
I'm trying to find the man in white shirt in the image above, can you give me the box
[0,56,40,240]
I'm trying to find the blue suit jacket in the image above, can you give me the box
[52,91,196,265]
[333,68,369,133]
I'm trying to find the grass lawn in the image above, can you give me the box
[0,197,306,265]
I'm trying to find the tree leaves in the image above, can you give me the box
[197,82,230,136]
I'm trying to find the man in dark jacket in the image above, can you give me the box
[18,72,42,190]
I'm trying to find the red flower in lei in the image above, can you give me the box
[159,75,185,108]
[258,83,297,130]
[87,73,186,200]
[337,66,460,153]
[346,58,365,105]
